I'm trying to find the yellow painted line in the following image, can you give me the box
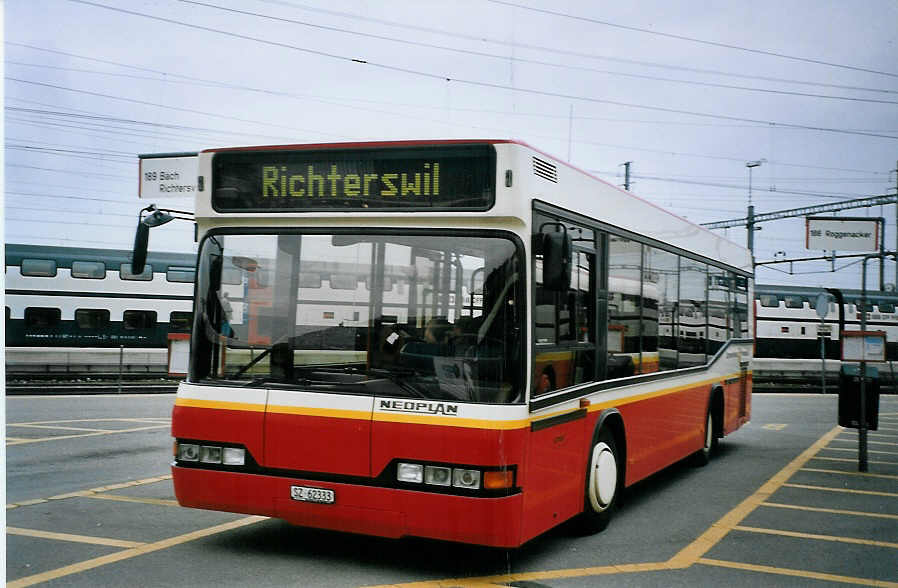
[7,527,145,548]
[831,437,898,447]
[762,501,898,520]
[733,525,898,549]
[6,424,169,446]
[821,446,898,456]
[697,558,898,588]
[9,475,173,508]
[7,515,267,588]
[9,424,115,433]
[6,437,31,442]
[10,418,170,426]
[7,499,48,509]
[782,482,898,498]
[801,467,898,481]
[362,561,680,588]
[665,425,843,568]
[810,455,898,465]
[762,424,787,431]
[86,493,180,507]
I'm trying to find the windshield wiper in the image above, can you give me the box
[366,368,428,398]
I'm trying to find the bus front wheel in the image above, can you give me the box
[574,428,620,534]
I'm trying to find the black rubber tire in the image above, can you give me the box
[573,427,621,535]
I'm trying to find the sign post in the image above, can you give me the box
[815,292,829,394]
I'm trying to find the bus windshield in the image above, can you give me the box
[191,231,524,404]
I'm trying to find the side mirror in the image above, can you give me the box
[131,204,180,274]
[539,229,572,291]
[132,222,149,275]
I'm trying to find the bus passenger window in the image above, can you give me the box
[121,263,153,281]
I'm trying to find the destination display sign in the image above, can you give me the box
[211,144,495,212]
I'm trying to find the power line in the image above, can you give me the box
[176,0,898,105]
[487,0,898,79]
[252,1,898,95]
[63,0,898,140]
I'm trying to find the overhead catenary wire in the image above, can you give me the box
[62,0,898,141]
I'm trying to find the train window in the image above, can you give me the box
[879,303,895,313]
[71,261,106,279]
[120,263,153,281]
[330,274,357,290]
[784,296,804,309]
[123,310,157,329]
[25,307,61,327]
[75,309,110,329]
[169,311,193,332]
[167,267,196,283]
[221,267,242,285]
[299,273,323,288]
[21,259,57,277]
[759,294,779,307]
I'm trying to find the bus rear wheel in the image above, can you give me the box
[574,428,620,535]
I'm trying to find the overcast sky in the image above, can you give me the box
[4,0,897,289]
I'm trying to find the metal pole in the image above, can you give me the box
[820,321,826,394]
[747,205,755,254]
[859,257,870,472]
[118,344,124,394]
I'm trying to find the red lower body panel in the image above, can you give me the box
[172,466,524,547]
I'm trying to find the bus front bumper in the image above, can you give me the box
[172,465,525,547]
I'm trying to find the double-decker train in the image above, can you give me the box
[5,243,196,375]
[754,283,898,360]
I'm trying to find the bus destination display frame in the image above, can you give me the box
[211,144,496,213]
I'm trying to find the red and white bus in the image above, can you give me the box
[156,139,752,548]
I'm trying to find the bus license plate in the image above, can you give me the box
[290,486,335,504]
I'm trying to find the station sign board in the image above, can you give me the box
[139,153,198,199]
[805,216,881,252]
[841,330,886,362]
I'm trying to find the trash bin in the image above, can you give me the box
[838,364,879,431]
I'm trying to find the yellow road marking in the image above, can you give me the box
[6,424,169,446]
[810,455,898,465]
[821,446,898,456]
[362,562,682,588]
[8,424,116,433]
[9,418,170,426]
[7,516,267,588]
[697,558,898,588]
[7,474,172,509]
[762,501,898,520]
[7,527,145,548]
[831,437,898,447]
[666,425,843,568]
[733,525,898,549]
[86,494,179,507]
[800,467,898,481]
[762,424,788,430]
[783,482,898,498]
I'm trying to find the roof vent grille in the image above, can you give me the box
[532,157,558,183]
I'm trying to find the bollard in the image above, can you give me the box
[118,345,124,394]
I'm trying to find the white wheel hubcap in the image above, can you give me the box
[589,442,617,512]
[705,413,713,450]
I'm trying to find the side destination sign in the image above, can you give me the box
[211,144,495,212]
[139,153,198,199]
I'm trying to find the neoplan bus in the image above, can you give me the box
[139,139,753,548]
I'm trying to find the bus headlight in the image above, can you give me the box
[452,468,481,489]
[222,447,245,466]
[200,446,223,464]
[424,466,452,486]
[178,443,200,462]
[397,463,423,483]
